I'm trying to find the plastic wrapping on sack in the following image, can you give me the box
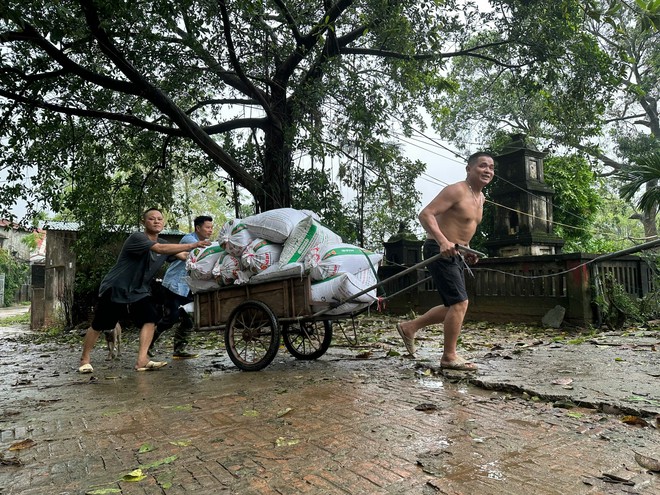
[280,216,342,265]
[218,219,255,257]
[185,276,221,294]
[242,208,315,244]
[213,254,251,286]
[240,238,283,274]
[310,271,377,316]
[304,243,383,281]
[186,242,226,280]
[249,262,306,284]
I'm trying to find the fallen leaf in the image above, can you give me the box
[275,437,300,447]
[141,455,177,470]
[356,350,372,359]
[9,439,36,451]
[169,440,192,447]
[276,407,293,418]
[85,488,122,494]
[0,453,22,466]
[242,409,259,417]
[551,377,573,386]
[137,443,154,453]
[122,468,147,482]
[415,403,438,412]
[621,416,649,427]
[634,452,660,472]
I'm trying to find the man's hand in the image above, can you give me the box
[196,239,211,248]
[464,252,479,265]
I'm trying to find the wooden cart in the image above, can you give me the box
[193,245,485,372]
[194,276,340,371]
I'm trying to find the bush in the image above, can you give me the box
[0,248,29,306]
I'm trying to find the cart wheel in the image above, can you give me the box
[282,320,332,360]
[225,300,280,371]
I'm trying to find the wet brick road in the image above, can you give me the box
[0,308,658,494]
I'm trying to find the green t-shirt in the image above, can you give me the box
[98,231,170,303]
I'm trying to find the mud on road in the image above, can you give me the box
[1,311,659,494]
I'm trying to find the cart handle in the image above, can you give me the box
[309,244,485,319]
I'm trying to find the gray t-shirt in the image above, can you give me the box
[98,231,170,303]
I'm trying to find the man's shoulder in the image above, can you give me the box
[180,232,198,243]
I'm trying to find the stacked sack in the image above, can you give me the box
[185,208,383,317]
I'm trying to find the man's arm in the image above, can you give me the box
[150,239,210,256]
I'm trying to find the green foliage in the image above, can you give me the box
[544,155,603,251]
[0,311,29,325]
[290,167,356,242]
[0,249,29,306]
[616,150,660,214]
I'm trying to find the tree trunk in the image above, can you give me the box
[258,92,292,212]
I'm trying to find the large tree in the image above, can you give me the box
[432,0,660,240]
[0,0,623,230]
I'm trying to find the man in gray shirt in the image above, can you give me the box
[78,208,210,373]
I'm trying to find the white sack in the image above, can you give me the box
[280,216,342,266]
[185,242,226,280]
[249,262,306,284]
[185,276,221,294]
[212,254,250,286]
[310,272,377,316]
[240,238,283,274]
[243,208,314,244]
[305,243,383,281]
[218,219,255,257]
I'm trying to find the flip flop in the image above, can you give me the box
[78,363,94,374]
[135,360,168,372]
[440,356,478,371]
[396,323,416,356]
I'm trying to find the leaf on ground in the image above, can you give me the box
[242,409,259,417]
[567,412,584,418]
[356,350,372,359]
[0,453,22,466]
[137,443,154,453]
[163,404,193,412]
[276,407,293,418]
[621,415,649,427]
[634,452,660,471]
[141,455,177,470]
[85,488,122,494]
[8,439,36,451]
[169,440,192,446]
[122,468,147,482]
[275,436,300,447]
[551,377,573,386]
[415,403,438,412]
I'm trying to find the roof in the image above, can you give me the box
[40,221,185,235]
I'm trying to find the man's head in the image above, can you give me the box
[466,151,495,186]
[194,215,214,239]
[142,208,165,235]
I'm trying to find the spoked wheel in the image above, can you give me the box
[282,319,332,360]
[225,300,280,371]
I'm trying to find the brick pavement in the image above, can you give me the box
[1,335,659,495]
[1,307,659,495]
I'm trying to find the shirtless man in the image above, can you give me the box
[396,152,495,371]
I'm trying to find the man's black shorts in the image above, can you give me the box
[423,239,468,307]
[91,290,159,331]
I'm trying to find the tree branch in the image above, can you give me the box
[77,0,263,196]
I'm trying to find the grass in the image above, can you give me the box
[0,311,30,325]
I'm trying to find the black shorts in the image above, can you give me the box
[91,290,159,331]
[423,239,468,307]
